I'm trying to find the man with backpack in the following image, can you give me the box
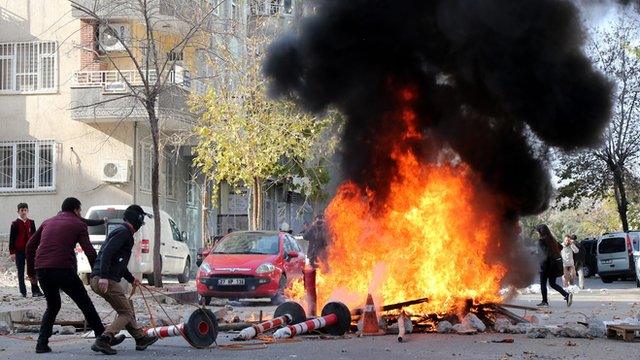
[90,205,158,355]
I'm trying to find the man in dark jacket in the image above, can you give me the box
[26,197,113,353]
[9,203,43,297]
[305,216,328,268]
[90,205,158,355]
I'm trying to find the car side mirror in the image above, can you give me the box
[181,231,188,242]
[286,251,299,259]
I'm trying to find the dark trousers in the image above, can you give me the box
[15,251,41,296]
[36,268,105,344]
[540,269,569,303]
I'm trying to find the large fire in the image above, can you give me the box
[292,89,509,315]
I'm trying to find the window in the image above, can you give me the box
[231,0,239,20]
[599,237,626,254]
[168,219,182,241]
[140,144,152,192]
[186,165,197,206]
[208,0,220,16]
[285,235,302,252]
[0,41,57,94]
[165,152,175,199]
[167,51,183,62]
[0,140,56,192]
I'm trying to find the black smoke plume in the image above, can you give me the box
[265,0,615,219]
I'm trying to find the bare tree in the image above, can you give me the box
[70,0,221,286]
[556,15,640,232]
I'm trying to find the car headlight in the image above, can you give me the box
[256,263,276,274]
[200,263,212,274]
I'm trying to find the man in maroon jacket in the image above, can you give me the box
[9,203,43,297]
[26,197,107,354]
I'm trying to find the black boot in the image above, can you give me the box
[110,334,126,346]
[135,335,158,351]
[35,342,51,354]
[91,334,117,355]
[31,284,43,297]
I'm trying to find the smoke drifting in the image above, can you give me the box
[264,0,615,217]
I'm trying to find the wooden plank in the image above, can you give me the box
[606,324,640,342]
[607,324,640,331]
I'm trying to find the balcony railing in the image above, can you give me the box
[72,69,207,95]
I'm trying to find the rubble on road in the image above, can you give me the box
[436,320,453,333]
[561,323,589,338]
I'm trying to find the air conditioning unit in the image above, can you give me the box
[101,160,131,183]
[102,82,127,94]
[98,24,131,52]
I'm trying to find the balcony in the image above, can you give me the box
[70,69,206,130]
[249,0,294,17]
[70,0,216,31]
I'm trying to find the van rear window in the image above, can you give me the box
[599,238,626,254]
[87,210,125,235]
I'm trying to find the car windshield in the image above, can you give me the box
[213,233,280,255]
[87,209,125,235]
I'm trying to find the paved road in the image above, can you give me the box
[0,278,638,360]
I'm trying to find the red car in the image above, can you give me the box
[196,231,305,305]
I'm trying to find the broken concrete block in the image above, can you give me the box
[436,321,452,333]
[452,323,476,334]
[60,326,75,335]
[0,321,10,335]
[562,323,588,338]
[494,318,511,333]
[464,313,486,332]
[163,297,178,306]
[526,326,550,339]
[587,317,606,338]
[506,323,533,334]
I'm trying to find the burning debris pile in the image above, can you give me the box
[265,0,616,315]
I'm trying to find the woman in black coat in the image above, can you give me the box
[536,224,572,307]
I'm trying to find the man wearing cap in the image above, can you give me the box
[90,205,158,355]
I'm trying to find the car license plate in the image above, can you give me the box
[601,259,612,264]
[218,278,245,286]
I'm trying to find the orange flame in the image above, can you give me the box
[307,88,508,314]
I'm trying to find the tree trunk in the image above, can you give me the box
[148,102,163,287]
[201,175,208,248]
[611,165,629,232]
[250,177,263,230]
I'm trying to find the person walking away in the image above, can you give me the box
[90,205,158,355]
[9,203,43,297]
[570,235,586,289]
[25,198,121,353]
[561,235,580,287]
[536,224,572,307]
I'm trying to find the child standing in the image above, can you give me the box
[9,203,43,297]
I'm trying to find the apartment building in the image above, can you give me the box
[0,0,315,255]
[0,0,213,258]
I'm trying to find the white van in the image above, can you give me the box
[597,231,637,283]
[629,231,640,287]
[75,205,191,285]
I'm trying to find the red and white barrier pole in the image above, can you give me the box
[303,263,317,316]
[142,308,219,349]
[237,301,306,340]
[146,323,185,338]
[273,302,351,339]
